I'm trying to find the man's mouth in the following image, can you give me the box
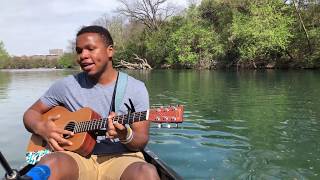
[81,63,95,71]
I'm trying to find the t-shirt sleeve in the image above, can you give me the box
[40,79,67,108]
[133,82,150,112]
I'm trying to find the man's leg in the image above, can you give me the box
[97,152,160,180]
[121,162,160,180]
[38,152,79,180]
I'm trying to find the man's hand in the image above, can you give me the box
[36,114,74,151]
[106,112,127,141]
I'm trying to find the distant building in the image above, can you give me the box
[15,49,64,61]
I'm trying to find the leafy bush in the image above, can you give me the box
[58,53,77,68]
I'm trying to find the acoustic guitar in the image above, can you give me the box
[26,106,184,157]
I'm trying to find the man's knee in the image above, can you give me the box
[122,162,160,180]
[39,152,72,166]
[138,163,158,176]
[38,152,79,180]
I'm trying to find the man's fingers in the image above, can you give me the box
[108,112,116,117]
[107,129,117,136]
[51,132,73,146]
[107,112,117,129]
[48,114,61,121]
[56,136,73,146]
[113,122,126,131]
[108,118,115,131]
[49,138,64,151]
[56,129,74,136]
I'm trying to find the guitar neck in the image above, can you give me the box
[73,111,148,133]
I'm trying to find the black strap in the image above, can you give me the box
[95,72,119,136]
[109,72,119,114]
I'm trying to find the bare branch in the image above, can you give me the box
[115,54,152,69]
[116,0,178,31]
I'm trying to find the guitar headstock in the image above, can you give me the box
[147,105,184,124]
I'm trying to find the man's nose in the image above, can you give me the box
[80,49,90,60]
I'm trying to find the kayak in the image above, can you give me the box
[14,147,183,180]
[142,147,183,180]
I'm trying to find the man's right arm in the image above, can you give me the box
[23,100,73,151]
[23,99,51,134]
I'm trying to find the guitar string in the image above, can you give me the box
[64,108,176,130]
[63,107,179,133]
[66,112,148,133]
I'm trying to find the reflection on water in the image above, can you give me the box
[0,69,320,179]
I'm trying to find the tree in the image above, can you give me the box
[286,0,320,67]
[291,0,312,54]
[93,14,147,65]
[168,6,224,69]
[231,0,294,68]
[58,53,77,68]
[117,0,178,31]
[0,41,10,68]
[144,16,185,67]
[93,14,128,50]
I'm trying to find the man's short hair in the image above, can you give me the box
[77,25,113,46]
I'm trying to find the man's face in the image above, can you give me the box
[75,32,113,76]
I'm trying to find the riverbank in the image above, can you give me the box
[0,68,65,72]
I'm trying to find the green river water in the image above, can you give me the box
[0,69,319,179]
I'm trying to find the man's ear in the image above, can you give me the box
[107,45,114,59]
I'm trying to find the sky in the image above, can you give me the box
[0,0,187,56]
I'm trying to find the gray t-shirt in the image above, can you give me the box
[40,72,149,154]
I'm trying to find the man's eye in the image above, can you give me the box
[75,48,82,54]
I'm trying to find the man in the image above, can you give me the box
[23,25,160,180]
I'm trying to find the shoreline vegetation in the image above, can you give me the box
[0,68,64,72]
[0,0,319,70]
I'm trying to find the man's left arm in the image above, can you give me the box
[123,120,150,151]
[107,115,150,151]
[108,82,150,151]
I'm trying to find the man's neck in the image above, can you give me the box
[98,68,118,85]
[87,66,118,86]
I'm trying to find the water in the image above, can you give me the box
[0,69,319,179]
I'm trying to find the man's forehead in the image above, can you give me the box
[76,33,104,44]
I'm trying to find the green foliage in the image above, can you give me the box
[58,53,77,68]
[198,0,234,33]
[3,57,59,69]
[5,0,318,69]
[231,0,294,63]
[286,1,320,68]
[112,22,147,65]
[168,6,224,68]
[144,16,185,67]
[304,27,320,67]
[0,41,10,68]
[100,0,319,69]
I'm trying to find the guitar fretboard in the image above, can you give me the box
[70,111,148,133]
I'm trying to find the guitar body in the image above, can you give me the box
[26,106,101,157]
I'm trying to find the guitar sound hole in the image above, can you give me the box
[64,121,76,139]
